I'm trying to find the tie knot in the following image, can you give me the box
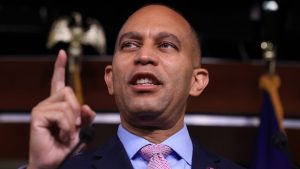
[140,144,172,161]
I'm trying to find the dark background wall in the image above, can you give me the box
[0,0,300,61]
[0,0,299,168]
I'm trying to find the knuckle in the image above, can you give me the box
[60,102,70,110]
[31,106,40,116]
[73,104,81,113]
[63,86,73,94]
[56,111,64,119]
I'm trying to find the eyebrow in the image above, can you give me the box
[117,31,181,47]
[156,32,181,47]
[118,32,142,45]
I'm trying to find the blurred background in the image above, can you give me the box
[0,0,299,61]
[0,0,299,169]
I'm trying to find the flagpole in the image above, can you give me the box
[254,36,298,169]
[260,41,276,76]
[259,41,285,131]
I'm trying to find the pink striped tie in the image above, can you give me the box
[140,144,172,169]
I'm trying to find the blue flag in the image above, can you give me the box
[251,74,292,169]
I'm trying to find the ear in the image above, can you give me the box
[104,65,114,95]
[189,68,209,96]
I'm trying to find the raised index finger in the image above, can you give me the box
[51,49,67,95]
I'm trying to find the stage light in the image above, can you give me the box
[262,0,279,12]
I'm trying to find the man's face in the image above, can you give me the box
[105,5,208,129]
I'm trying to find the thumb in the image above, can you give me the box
[80,105,96,126]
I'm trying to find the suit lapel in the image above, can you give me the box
[192,140,221,169]
[90,136,230,169]
[92,135,134,169]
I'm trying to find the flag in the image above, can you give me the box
[251,74,293,169]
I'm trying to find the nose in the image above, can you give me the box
[134,46,158,66]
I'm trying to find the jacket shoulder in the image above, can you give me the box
[60,147,98,169]
[192,139,246,169]
[61,135,133,169]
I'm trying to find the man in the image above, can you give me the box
[27,4,245,169]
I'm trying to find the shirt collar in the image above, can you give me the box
[162,125,193,165]
[117,124,193,165]
[117,124,151,159]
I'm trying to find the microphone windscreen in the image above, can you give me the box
[79,125,95,144]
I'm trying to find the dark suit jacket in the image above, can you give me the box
[62,135,245,169]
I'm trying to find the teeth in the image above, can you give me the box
[136,78,153,85]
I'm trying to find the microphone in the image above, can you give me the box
[272,131,288,150]
[57,125,95,169]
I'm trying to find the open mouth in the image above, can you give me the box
[129,73,162,86]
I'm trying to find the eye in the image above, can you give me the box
[120,41,140,50]
[158,42,178,51]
